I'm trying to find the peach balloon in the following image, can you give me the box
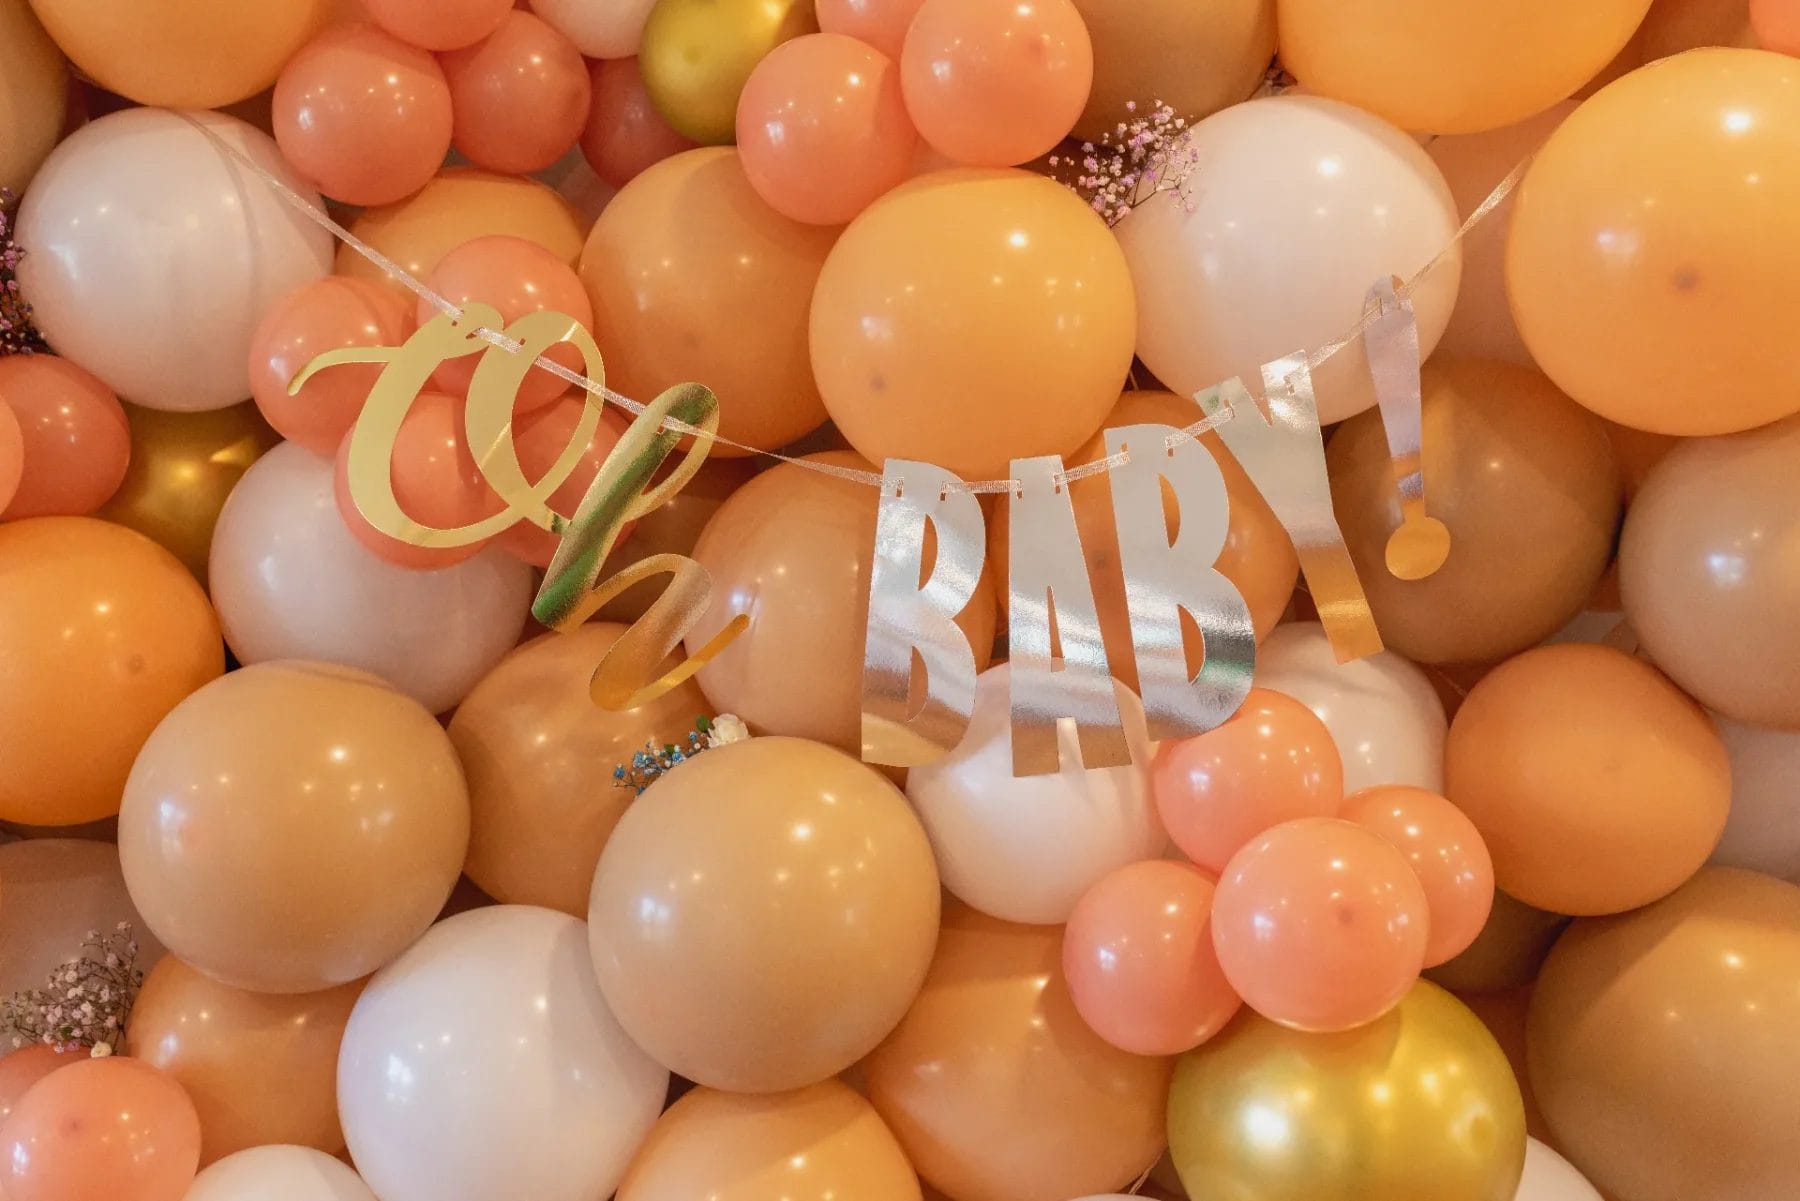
[595,457,758,620]
[1212,817,1429,1032]
[0,1057,200,1201]
[273,22,453,205]
[361,0,509,49]
[0,0,66,194]
[0,354,129,518]
[1445,644,1730,916]
[249,276,413,454]
[811,168,1136,479]
[421,234,592,404]
[1062,860,1242,1056]
[1152,689,1345,874]
[580,57,697,189]
[816,0,924,59]
[1342,785,1495,967]
[0,1047,78,1123]
[1508,49,1800,434]
[1068,0,1274,142]
[442,11,591,174]
[1754,0,1800,52]
[331,390,496,570]
[124,955,363,1165]
[490,396,632,567]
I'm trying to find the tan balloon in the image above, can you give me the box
[124,955,363,1165]
[863,905,1171,1201]
[0,0,66,193]
[1327,358,1621,664]
[1529,868,1800,1201]
[618,1081,921,1201]
[1068,0,1273,141]
[589,737,941,1093]
[450,624,712,917]
[1426,889,1571,995]
[686,451,996,749]
[118,661,470,993]
[1637,0,1755,60]
[597,458,758,623]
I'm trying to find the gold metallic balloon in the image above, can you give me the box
[98,402,280,586]
[1168,979,1527,1201]
[639,0,818,144]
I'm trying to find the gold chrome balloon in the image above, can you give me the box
[1168,979,1526,1201]
[639,0,817,145]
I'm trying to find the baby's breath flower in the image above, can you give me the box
[1060,100,1203,227]
[2,926,145,1052]
[0,188,46,357]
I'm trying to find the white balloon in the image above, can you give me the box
[186,1146,377,1201]
[1708,715,1800,883]
[209,443,534,714]
[15,109,332,412]
[1253,621,1448,794]
[1115,94,1461,425]
[905,664,1165,925]
[339,906,667,1201]
[1515,1138,1603,1201]
[529,0,657,57]
[0,839,165,997]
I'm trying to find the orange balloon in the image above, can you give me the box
[0,397,21,512]
[863,905,1171,1201]
[421,234,592,405]
[1068,0,1275,142]
[1342,785,1495,968]
[489,396,632,567]
[249,276,413,455]
[0,354,130,518]
[0,1056,200,1201]
[816,0,924,59]
[0,0,67,194]
[580,56,697,190]
[0,518,222,826]
[1445,643,1729,916]
[1754,0,1800,52]
[124,955,363,1165]
[1508,48,1800,434]
[686,452,996,749]
[441,11,591,175]
[360,0,509,50]
[1425,888,1570,995]
[595,457,758,621]
[618,1081,922,1201]
[0,1046,79,1123]
[810,168,1136,480]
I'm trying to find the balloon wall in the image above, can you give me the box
[0,3,1797,1201]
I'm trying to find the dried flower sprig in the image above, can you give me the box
[2,924,144,1057]
[1255,57,1299,98]
[0,188,46,357]
[613,713,751,795]
[1051,100,1201,227]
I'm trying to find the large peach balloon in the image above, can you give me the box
[0,1057,200,1201]
[590,737,941,1092]
[0,840,166,998]
[0,354,129,518]
[1342,784,1495,967]
[619,1082,922,1201]
[864,906,1171,1201]
[1508,49,1800,434]
[1529,868,1800,1201]
[811,168,1135,479]
[0,519,222,826]
[249,277,412,455]
[0,0,65,193]
[119,662,470,993]
[441,11,591,174]
[1327,358,1621,664]
[1068,0,1274,141]
[124,955,363,1164]
[1446,644,1729,916]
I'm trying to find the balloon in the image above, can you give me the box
[0,354,129,518]
[1152,688,1344,874]
[594,457,757,620]
[590,737,940,1091]
[816,0,923,59]
[119,661,469,993]
[618,1081,922,1201]
[0,1047,81,1124]
[1327,358,1622,664]
[15,110,334,412]
[1456,987,1551,1141]
[1068,0,1273,141]
[272,22,453,206]
[811,168,1136,479]
[1115,95,1461,425]
[1342,785,1495,967]
[1754,0,1800,51]
[580,57,697,189]
[184,1146,378,1201]
[209,443,534,714]
[0,0,65,193]
[1529,868,1800,1201]
[0,840,165,999]
[639,0,817,144]
[1445,643,1729,916]
[124,956,362,1164]
[865,906,1170,1201]
[1620,416,1800,727]
[0,519,222,826]
[25,0,328,107]
[96,402,280,585]
[249,276,413,455]
[1062,860,1241,1056]
[686,452,996,748]
[1508,48,1800,435]
[1279,0,1648,134]
[341,906,664,1201]
[1515,1139,1604,1201]
[1709,715,1800,881]
[421,234,591,405]
[899,0,1093,167]
[489,396,631,566]
[532,0,658,57]
[1639,0,1756,59]
[360,0,509,50]
[0,398,19,511]
[338,167,585,296]
[0,1057,199,1201]
[581,148,837,452]
[1254,621,1449,794]
[1168,980,1526,1201]
[1426,889,1570,995]
[450,624,713,916]
[442,12,591,175]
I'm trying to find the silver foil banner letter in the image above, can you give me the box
[1364,276,1451,581]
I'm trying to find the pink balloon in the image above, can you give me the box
[1211,817,1428,1033]
[0,354,130,519]
[817,0,926,60]
[334,391,497,570]
[362,0,511,51]
[580,57,698,190]
[249,276,414,456]
[492,395,632,567]
[737,33,918,225]
[0,1057,200,1201]
[899,0,1094,167]
[1341,785,1495,967]
[441,11,591,175]
[1062,859,1242,1056]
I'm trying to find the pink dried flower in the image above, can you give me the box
[0,189,46,357]
[1060,100,1201,227]
[2,926,145,1053]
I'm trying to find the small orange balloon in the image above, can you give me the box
[441,11,591,175]
[1342,785,1495,968]
[0,354,130,518]
[249,276,414,455]
[816,0,924,59]
[0,1056,200,1201]
[580,56,697,189]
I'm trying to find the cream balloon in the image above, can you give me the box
[904,664,1165,925]
[1252,622,1448,794]
[530,0,657,56]
[1115,94,1461,425]
[0,840,166,998]
[210,443,534,714]
[185,1146,378,1201]
[1515,1138,1603,1201]
[1707,716,1800,883]
[338,906,667,1201]
[14,109,333,412]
